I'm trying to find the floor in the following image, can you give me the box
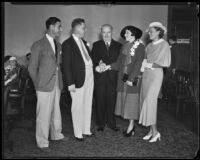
[3,99,199,158]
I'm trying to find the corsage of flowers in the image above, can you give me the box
[130,39,142,56]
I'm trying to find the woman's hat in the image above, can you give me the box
[9,56,17,61]
[146,22,167,34]
[120,25,143,40]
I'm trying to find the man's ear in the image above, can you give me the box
[49,24,54,31]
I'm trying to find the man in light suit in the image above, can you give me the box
[62,18,94,141]
[28,17,67,152]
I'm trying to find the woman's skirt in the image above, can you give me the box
[139,68,163,126]
[115,83,140,120]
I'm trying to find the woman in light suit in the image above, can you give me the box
[139,22,171,143]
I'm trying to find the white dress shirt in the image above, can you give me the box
[104,41,111,46]
[72,34,92,66]
[46,33,55,54]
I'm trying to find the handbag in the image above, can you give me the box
[122,73,129,82]
[132,77,140,86]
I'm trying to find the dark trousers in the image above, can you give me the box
[94,81,117,128]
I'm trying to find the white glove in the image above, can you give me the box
[140,59,154,72]
[95,66,102,73]
[126,80,133,86]
[105,65,111,71]
[145,62,153,68]
[140,59,147,72]
[68,84,76,92]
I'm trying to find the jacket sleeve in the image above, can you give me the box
[91,43,101,69]
[128,45,145,81]
[109,43,122,71]
[110,53,122,71]
[62,41,74,87]
[28,42,40,88]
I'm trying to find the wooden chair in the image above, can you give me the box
[182,74,199,133]
[167,70,189,118]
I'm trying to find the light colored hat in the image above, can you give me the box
[146,22,167,34]
[9,56,17,61]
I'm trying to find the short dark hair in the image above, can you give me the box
[154,27,164,39]
[120,26,143,40]
[169,35,177,41]
[71,18,85,29]
[46,17,61,30]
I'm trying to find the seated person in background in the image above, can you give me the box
[4,56,20,86]
[4,56,21,114]
[168,35,179,74]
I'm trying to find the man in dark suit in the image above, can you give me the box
[62,18,94,141]
[28,17,67,152]
[91,24,122,132]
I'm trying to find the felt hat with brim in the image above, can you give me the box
[120,25,143,40]
[146,22,167,34]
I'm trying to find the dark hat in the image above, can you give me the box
[120,25,143,40]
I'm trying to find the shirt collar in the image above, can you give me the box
[72,34,81,41]
[104,40,111,45]
[152,38,164,45]
[46,33,54,42]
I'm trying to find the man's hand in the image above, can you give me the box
[126,80,133,86]
[68,84,76,92]
[99,60,107,72]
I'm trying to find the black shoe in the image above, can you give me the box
[123,126,135,137]
[83,133,95,137]
[108,126,119,132]
[97,126,104,132]
[75,137,84,141]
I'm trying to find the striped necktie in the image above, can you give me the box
[106,42,110,51]
[79,38,90,61]
[53,39,58,60]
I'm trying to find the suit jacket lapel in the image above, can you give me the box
[70,36,85,59]
[82,40,90,54]
[108,39,115,57]
[43,36,57,62]
[101,40,109,57]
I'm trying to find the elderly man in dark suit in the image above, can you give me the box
[28,17,67,152]
[91,24,122,132]
[62,18,94,141]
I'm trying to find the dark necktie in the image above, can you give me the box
[106,42,110,51]
[53,39,58,60]
[106,42,110,56]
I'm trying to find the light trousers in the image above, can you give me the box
[70,65,94,138]
[36,73,64,148]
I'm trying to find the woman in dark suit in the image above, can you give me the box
[108,26,145,137]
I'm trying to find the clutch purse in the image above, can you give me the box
[122,73,129,82]
[132,77,140,86]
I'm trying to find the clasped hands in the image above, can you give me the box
[95,60,111,73]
